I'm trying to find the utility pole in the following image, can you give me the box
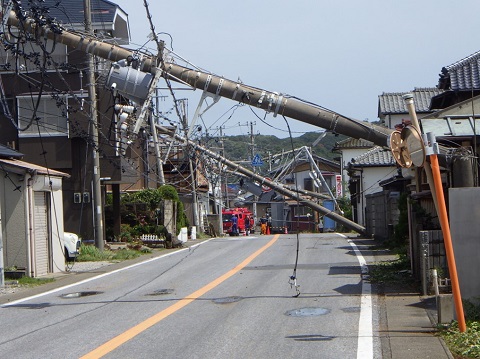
[217,126,226,235]
[178,99,199,229]
[249,121,258,222]
[152,90,165,185]
[84,0,104,250]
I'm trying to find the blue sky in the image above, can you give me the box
[111,0,480,138]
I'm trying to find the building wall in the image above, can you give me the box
[1,172,27,269]
[358,167,395,226]
[365,190,400,240]
[339,147,372,196]
[449,187,480,300]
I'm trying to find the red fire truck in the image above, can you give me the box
[222,207,254,236]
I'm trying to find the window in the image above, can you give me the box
[304,178,313,191]
[17,95,68,137]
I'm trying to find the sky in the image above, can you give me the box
[111,0,480,139]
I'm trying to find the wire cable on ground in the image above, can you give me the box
[283,115,301,297]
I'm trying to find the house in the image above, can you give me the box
[237,147,341,232]
[0,145,69,277]
[416,52,480,299]
[0,1,154,243]
[333,88,443,236]
[333,137,374,223]
[378,87,444,129]
[369,50,480,298]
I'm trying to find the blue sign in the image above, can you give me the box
[251,154,264,166]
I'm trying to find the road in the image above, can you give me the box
[0,233,379,359]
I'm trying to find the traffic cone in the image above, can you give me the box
[284,226,288,234]
[266,226,270,235]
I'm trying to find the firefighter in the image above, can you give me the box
[260,216,267,235]
[231,214,238,234]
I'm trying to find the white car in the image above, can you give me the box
[63,232,81,261]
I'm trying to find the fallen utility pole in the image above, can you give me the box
[6,10,393,148]
[157,125,367,235]
[6,9,370,234]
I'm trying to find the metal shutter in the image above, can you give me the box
[34,192,49,276]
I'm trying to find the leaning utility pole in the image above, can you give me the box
[84,0,104,250]
[250,121,258,222]
[178,99,199,228]
[6,10,393,148]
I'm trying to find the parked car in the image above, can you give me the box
[63,232,81,261]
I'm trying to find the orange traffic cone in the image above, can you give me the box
[266,226,270,235]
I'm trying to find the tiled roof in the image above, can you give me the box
[24,0,119,26]
[439,50,480,91]
[333,137,374,150]
[378,88,444,115]
[349,146,396,167]
[0,158,70,177]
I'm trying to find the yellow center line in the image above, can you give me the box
[81,234,280,359]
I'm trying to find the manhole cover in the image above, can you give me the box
[147,289,174,296]
[60,291,102,299]
[342,307,360,313]
[285,307,330,317]
[213,296,243,304]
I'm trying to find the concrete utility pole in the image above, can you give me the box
[6,10,380,234]
[152,90,165,185]
[84,0,104,250]
[216,126,225,235]
[158,125,367,234]
[178,99,199,228]
[250,122,258,222]
[6,11,393,148]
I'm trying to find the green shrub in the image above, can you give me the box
[77,244,112,261]
[111,248,140,261]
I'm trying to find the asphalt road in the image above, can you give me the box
[0,233,379,359]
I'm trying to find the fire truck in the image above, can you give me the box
[222,208,254,236]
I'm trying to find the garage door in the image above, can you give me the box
[34,191,50,276]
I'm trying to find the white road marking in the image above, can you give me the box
[338,234,374,359]
[1,239,214,308]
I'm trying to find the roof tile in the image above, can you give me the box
[350,146,396,167]
[378,87,443,115]
[441,50,480,91]
[334,137,374,149]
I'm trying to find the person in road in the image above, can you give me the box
[267,214,272,233]
[231,214,238,234]
[318,217,324,233]
[245,215,250,235]
[260,216,267,234]
[249,216,255,234]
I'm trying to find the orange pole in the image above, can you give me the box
[430,154,466,332]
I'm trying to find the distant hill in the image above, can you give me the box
[218,131,347,162]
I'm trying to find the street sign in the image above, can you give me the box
[336,174,342,197]
[251,154,264,166]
